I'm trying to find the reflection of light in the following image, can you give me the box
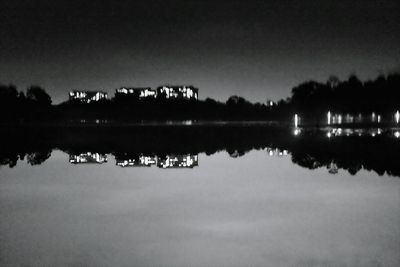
[395,131,400,138]
[294,114,299,127]
[327,132,332,138]
[377,128,382,135]
[294,128,300,136]
[396,111,400,123]
[327,111,331,125]
[372,112,376,122]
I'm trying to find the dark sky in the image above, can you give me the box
[1,0,399,103]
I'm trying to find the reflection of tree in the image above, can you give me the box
[27,150,52,165]
[291,153,324,170]
[228,149,246,158]
[1,126,400,178]
[0,155,18,168]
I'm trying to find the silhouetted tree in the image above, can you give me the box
[27,150,52,165]
[26,86,52,106]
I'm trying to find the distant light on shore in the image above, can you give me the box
[294,114,299,128]
[327,111,331,125]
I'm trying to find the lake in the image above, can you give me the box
[1,125,399,267]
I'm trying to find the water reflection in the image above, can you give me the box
[1,125,400,177]
[69,152,107,164]
[266,147,289,157]
[115,154,198,169]
[323,127,388,137]
[1,125,400,267]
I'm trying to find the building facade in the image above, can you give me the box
[156,86,198,100]
[115,87,157,99]
[69,91,108,103]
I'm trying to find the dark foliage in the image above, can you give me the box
[287,73,400,121]
[1,125,400,177]
[1,73,399,123]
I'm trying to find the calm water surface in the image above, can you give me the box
[1,127,400,266]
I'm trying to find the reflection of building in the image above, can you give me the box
[69,91,108,103]
[115,154,199,169]
[69,152,107,164]
[326,128,383,138]
[116,155,157,167]
[266,148,289,157]
[157,86,198,100]
[115,87,157,99]
[157,155,198,168]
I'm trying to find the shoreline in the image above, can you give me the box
[1,120,400,129]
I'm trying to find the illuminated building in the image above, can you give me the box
[69,90,108,103]
[69,152,107,164]
[115,87,157,99]
[157,86,198,100]
[266,100,275,107]
[345,114,354,123]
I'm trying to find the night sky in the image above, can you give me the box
[1,0,399,103]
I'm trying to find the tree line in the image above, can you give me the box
[1,73,399,123]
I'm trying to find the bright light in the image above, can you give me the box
[395,131,400,138]
[377,115,381,123]
[294,114,299,127]
[294,129,300,136]
[396,111,400,123]
[327,132,332,138]
[338,115,342,124]
[327,111,331,125]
